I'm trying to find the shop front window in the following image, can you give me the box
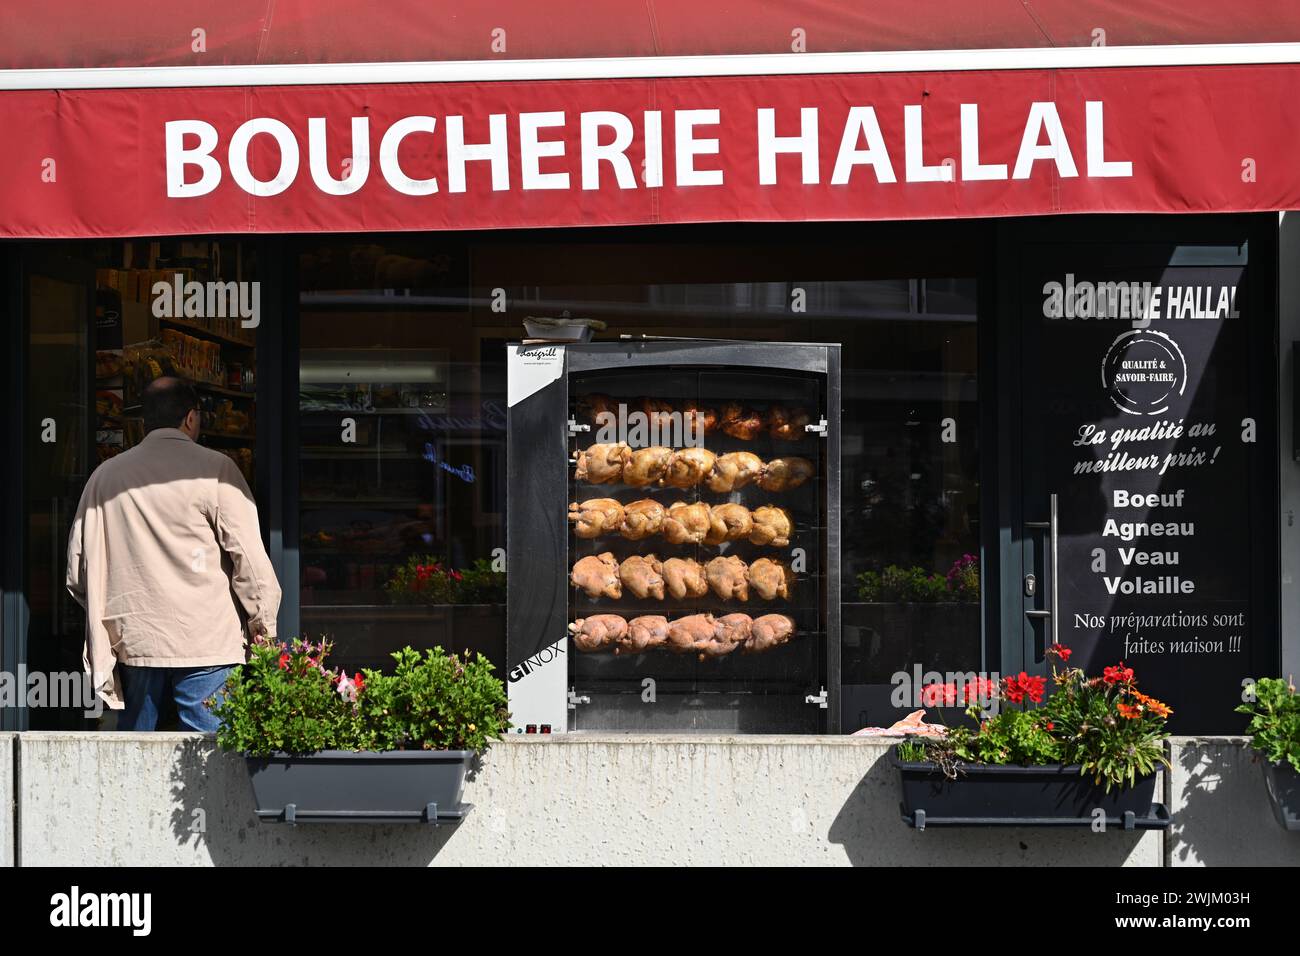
[21,240,261,729]
[292,231,979,731]
[296,241,507,677]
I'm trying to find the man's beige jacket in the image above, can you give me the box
[66,428,281,709]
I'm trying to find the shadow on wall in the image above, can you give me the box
[825,750,1152,867]
[167,738,484,866]
[1166,741,1300,866]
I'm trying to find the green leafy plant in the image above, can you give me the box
[454,558,508,604]
[857,556,979,603]
[857,565,947,602]
[383,555,506,605]
[1236,677,1300,773]
[212,635,510,757]
[904,645,1171,791]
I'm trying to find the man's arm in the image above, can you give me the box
[66,485,90,609]
[213,459,282,638]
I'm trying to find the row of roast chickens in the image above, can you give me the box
[575,444,814,491]
[570,498,792,546]
[577,394,812,442]
[573,553,795,601]
[570,612,796,660]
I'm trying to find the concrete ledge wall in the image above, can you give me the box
[1,734,12,868]
[16,733,1160,866]
[1166,737,1300,867]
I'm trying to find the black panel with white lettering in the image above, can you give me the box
[1019,241,1276,734]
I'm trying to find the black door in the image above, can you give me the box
[1009,217,1279,735]
[10,245,99,730]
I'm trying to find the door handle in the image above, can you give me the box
[1023,493,1059,663]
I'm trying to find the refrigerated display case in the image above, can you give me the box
[507,340,841,733]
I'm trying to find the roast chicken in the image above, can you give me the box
[706,555,750,602]
[681,402,718,438]
[748,505,793,547]
[571,552,622,599]
[620,498,666,540]
[748,557,795,601]
[746,614,796,653]
[706,451,764,493]
[575,442,629,484]
[662,501,711,545]
[569,614,629,652]
[711,613,754,655]
[768,405,811,441]
[576,393,618,423]
[705,502,754,545]
[619,615,670,654]
[572,613,795,656]
[665,613,719,656]
[719,402,765,441]
[568,498,625,538]
[639,397,677,431]
[623,446,673,487]
[661,557,709,599]
[662,447,717,488]
[619,554,666,600]
[757,456,814,492]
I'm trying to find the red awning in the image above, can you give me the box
[2,3,1300,237]
[4,0,1300,68]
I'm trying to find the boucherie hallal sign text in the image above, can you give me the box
[1,66,1298,236]
[164,100,1132,198]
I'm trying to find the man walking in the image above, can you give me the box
[67,376,281,731]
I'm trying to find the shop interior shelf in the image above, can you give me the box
[159,315,256,349]
[900,803,1172,831]
[195,380,254,400]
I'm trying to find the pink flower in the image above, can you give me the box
[336,672,358,703]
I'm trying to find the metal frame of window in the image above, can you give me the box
[1,243,21,731]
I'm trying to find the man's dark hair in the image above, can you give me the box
[141,377,200,433]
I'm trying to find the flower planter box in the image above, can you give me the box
[246,749,474,825]
[891,748,1168,830]
[1261,760,1300,831]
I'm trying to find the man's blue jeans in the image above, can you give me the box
[118,664,236,733]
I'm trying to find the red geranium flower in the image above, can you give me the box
[1103,663,1135,685]
[1022,673,1046,703]
[1002,674,1025,704]
[962,676,998,705]
[1047,643,1072,662]
[278,653,290,670]
[1002,671,1047,705]
[920,682,958,707]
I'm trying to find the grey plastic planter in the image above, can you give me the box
[245,749,474,824]
[892,747,1167,830]
[1261,760,1300,831]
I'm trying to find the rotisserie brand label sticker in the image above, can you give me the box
[507,344,565,406]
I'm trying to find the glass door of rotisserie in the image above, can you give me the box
[563,343,838,732]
